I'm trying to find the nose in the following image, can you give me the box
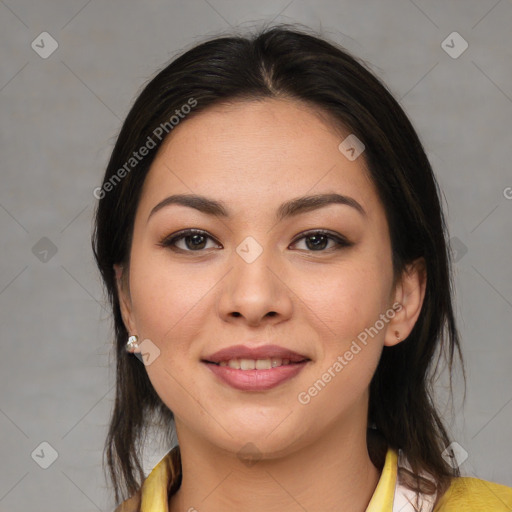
[217,243,293,328]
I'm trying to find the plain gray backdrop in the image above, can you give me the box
[1,1,511,510]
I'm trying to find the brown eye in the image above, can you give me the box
[290,230,352,252]
[159,229,220,253]
[304,233,329,251]
[183,233,207,250]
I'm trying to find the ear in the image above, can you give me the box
[114,263,139,351]
[384,257,427,347]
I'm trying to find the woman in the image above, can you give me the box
[92,25,512,511]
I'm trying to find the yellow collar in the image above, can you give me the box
[366,447,397,510]
[138,446,398,512]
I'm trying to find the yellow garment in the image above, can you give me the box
[115,445,512,511]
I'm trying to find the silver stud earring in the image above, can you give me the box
[126,335,139,352]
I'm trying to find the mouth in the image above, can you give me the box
[201,344,311,391]
[202,357,308,370]
[202,343,310,365]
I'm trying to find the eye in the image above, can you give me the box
[289,229,352,252]
[158,228,352,254]
[158,229,221,252]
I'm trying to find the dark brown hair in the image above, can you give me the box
[92,23,465,505]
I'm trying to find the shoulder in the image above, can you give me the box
[434,476,512,511]
[113,489,141,512]
[112,446,181,512]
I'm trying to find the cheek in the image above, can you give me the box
[127,251,212,416]
[295,257,392,346]
[128,247,212,345]
[296,266,387,415]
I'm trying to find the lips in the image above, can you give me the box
[201,344,311,391]
[203,344,309,364]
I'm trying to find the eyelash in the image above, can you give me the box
[158,228,353,254]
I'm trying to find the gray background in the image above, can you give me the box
[1,0,511,510]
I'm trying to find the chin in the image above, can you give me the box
[205,421,308,461]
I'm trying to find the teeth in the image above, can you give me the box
[217,358,296,370]
[240,359,255,370]
[256,359,271,370]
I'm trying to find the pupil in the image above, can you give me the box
[306,234,327,250]
[187,234,206,250]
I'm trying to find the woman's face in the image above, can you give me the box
[117,98,420,459]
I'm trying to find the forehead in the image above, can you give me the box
[138,98,382,222]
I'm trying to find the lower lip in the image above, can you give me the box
[203,361,309,391]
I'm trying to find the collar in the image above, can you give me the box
[137,445,418,512]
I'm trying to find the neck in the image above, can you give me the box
[169,417,382,512]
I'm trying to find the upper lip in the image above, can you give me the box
[203,344,310,364]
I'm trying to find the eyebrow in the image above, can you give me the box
[147,192,366,223]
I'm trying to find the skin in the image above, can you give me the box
[116,98,426,512]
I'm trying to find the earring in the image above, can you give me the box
[394,330,401,341]
[126,335,139,352]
